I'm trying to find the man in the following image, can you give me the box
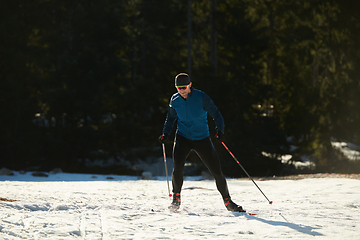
[159,73,244,212]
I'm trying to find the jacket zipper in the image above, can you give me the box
[185,99,192,140]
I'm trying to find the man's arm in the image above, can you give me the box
[202,93,224,133]
[163,105,178,135]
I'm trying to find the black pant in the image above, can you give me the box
[172,134,230,200]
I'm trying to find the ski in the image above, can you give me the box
[232,210,257,216]
[240,210,257,216]
[168,205,180,213]
[237,211,257,216]
[166,207,257,215]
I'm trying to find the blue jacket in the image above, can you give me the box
[162,88,224,141]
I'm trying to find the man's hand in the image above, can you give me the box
[158,133,169,144]
[215,131,225,143]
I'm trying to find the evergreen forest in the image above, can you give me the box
[1,0,360,176]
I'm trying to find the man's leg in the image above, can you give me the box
[194,137,230,200]
[172,134,192,194]
[194,137,245,212]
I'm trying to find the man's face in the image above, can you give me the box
[176,82,192,99]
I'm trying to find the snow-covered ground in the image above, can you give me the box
[1,172,359,239]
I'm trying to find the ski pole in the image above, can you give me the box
[162,143,172,197]
[221,142,273,204]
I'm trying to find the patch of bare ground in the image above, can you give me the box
[233,173,360,181]
[0,197,18,202]
[251,173,360,181]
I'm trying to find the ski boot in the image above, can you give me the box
[168,193,181,212]
[224,198,245,212]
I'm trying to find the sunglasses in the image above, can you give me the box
[176,84,190,91]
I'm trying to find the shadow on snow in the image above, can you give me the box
[242,214,323,236]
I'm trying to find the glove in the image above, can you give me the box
[215,131,225,143]
[158,133,169,144]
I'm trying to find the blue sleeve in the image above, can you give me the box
[202,93,225,133]
[162,101,178,135]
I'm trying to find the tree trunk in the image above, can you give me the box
[187,0,192,75]
[210,0,217,76]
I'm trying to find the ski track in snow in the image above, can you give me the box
[0,174,359,239]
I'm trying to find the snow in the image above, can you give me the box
[1,172,359,239]
[331,141,360,161]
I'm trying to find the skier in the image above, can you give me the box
[159,73,244,212]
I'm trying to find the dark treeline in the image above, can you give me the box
[1,0,360,176]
